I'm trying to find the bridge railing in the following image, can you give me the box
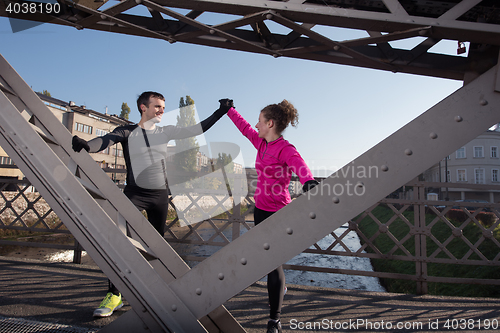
[1,176,499,294]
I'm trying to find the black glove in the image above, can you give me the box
[72,135,90,152]
[218,99,234,114]
[302,179,319,193]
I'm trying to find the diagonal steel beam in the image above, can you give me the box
[166,63,500,319]
[268,11,398,72]
[151,0,500,45]
[75,0,139,29]
[0,53,246,333]
[58,0,177,42]
[140,0,280,56]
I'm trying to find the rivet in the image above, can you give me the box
[381,165,389,172]
[209,29,215,34]
[273,54,279,58]
[332,197,340,204]
[142,307,147,313]
[240,258,247,265]
[405,149,413,156]
[356,182,364,188]
[135,0,142,3]
[455,116,463,122]
[126,269,131,274]
[263,243,270,250]
[333,45,340,51]
[483,230,493,239]
[266,13,273,19]
[168,39,176,44]
[286,228,293,235]
[171,304,177,312]
[195,288,202,295]
[480,99,488,106]
[309,212,316,219]
[100,14,106,20]
[218,273,225,280]
[429,132,438,139]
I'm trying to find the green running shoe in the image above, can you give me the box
[93,292,123,317]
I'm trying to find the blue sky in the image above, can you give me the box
[0,11,464,176]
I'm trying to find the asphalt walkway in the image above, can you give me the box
[0,256,499,333]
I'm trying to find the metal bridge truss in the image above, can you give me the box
[1,0,500,332]
[1,0,500,81]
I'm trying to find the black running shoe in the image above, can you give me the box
[266,320,282,333]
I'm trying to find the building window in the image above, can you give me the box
[457,169,467,182]
[97,161,108,168]
[112,148,123,157]
[0,156,15,165]
[473,146,484,158]
[474,168,485,184]
[74,122,93,134]
[96,129,109,137]
[492,169,499,182]
[456,147,466,159]
[99,147,110,155]
[492,146,498,158]
[446,170,451,182]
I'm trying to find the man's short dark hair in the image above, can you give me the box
[137,91,165,114]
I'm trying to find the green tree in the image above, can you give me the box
[120,102,131,120]
[41,90,51,97]
[173,96,199,182]
[217,153,234,172]
[217,152,234,190]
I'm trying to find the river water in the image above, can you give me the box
[284,224,386,292]
[171,222,386,293]
[44,224,386,293]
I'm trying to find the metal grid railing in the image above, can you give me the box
[1,177,500,295]
[0,315,97,333]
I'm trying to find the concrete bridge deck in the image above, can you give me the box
[0,256,499,333]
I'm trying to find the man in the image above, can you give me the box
[72,91,232,317]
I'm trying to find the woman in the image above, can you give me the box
[227,100,318,333]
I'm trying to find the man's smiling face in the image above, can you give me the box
[141,97,165,124]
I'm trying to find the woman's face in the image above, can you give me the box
[255,112,272,139]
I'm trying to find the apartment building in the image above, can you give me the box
[422,127,500,202]
[0,93,132,184]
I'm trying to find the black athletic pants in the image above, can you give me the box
[254,207,286,321]
[108,185,170,295]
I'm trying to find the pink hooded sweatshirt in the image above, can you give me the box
[227,107,315,212]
